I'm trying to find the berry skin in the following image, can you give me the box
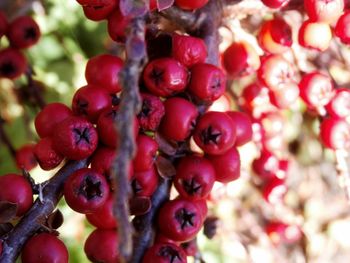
[174,155,215,201]
[193,111,236,155]
[131,166,159,197]
[35,103,72,138]
[335,11,350,45]
[107,8,130,43]
[142,242,187,263]
[86,195,117,229]
[133,135,158,172]
[15,144,37,171]
[223,41,260,78]
[85,54,124,93]
[84,229,119,263]
[263,178,287,204]
[226,111,253,146]
[143,58,189,97]
[320,118,350,150]
[138,93,165,131]
[0,48,27,79]
[172,34,207,68]
[298,20,332,52]
[53,116,98,160]
[266,221,302,245]
[188,63,226,102]
[252,150,280,181]
[175,0,208,10]
[64,168,109,213]
[0,174,33,216]
[7,16,40,49]
[326,88,350,119]
[207,146,241,183]
[159,97,199,142]
[72,85,112,123]
[21,233,68,263]
[304,0,344,24]
[0,11,8,39]
[261,0,290,8]
[34,137,64,171]
[158,198,203,242]
[268,82,300,109]
[82,0,118,21]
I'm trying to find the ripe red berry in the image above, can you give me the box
[181,239,198,257]
[0,174,33,216]
[0,48,27,79]
[304,0,344,24]
[335,11,350,45]
[160,97,198,142]
[86,195,117,229]
[261,0,290,8]
[158,198,203,242]
[85,54,124,93]
[84,229,119,263]
[263,178,287,204]
[175,0,208,10]
[82,0,118,21]
[193,199,208,218]
[53,116,98,160]
[193,111,236,155]
[21,233,68,263]
[133,135,158,172]
[107,8,130,43]
[72,85,112,123]
[266,221,302,245]
[64,168,109,213]
[35,103,72,138]
[142,242,187,263]
[172,34,207,68]
[0,11,8,39]
[326,88,350,119]
[131,166,159,197]
[189,63,226,102]
[320,118,350,150]
[143,58,189,97]
[174,156,215,200]
[15,144,37,171]
[34,137,64,171]
[7,16,40,49]
[207,146,241,183]
[223,41,260,78]
[298,20,332,52]
[226,111,253,146]
[138,93,165,131]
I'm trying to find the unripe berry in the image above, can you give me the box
[326,88,350,119]
[298,20,332,51]
[261,0,290,8]
[320,118,350,150]
[262,178,287,204]
[266,221,302,245]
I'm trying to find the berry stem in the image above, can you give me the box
[0,117,16,160]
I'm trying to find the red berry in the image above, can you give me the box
[320,118,350,150]
[142,242,187,263]
[304,0,344,24]
[207,146,241,183]
[174,0,208,10]
[149,0,157,10]
[143,58,188,97]
[263,178,287,204]
[7,16,40,49]
[53,116,98,160]
[107,8,130,43]
[64,168,109,213]
[154,234,180,245]
[133,135,158,172]
[261,0,290,8]
[189,63,226,102]
[82,0,118,21]
[160,97,198,142]
[226,111,253,146]
[298,20,332,52]
[223,41,260,78]
[240,83,272,115]
[15,144,37,171]
[0,11,8,39]
[84,229,119,263]
[266,221,302,245]
[172,34,207,68]
[86,195,117,229]
[326,88,350,119]
[252,150,280,181]
[72,85,112,123]
[35,103,72,138]
[335,11,350,45]
[34,137,64,171]
[158,198,203,242]
[85,54,124,93]
[193,199,208,218]
[174,156,215,200]
[138,93,165,131]
[131,166,159,197]
[0,174,33,216]
[181,239,198,257]
[268,82,300,109]
[0,48,27,79]
[193,111,236,155]
[21,233,68,263]
[299,71,334,111]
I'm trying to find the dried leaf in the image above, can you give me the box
[155,156,176,178]
[46,210,64,230]
[0,201,17,224]
[155,133,177,156]
[119,0,148,17]
[129,196,152,216]
[157,0,175,11]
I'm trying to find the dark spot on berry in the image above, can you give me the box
[211,77,221,90]
[183,178,202,195]
[73,127,91,145]
[150,67,164,86]
[76,99,89,115]
[158,245,182,263]
[175,208,195,229]
[139,100,151,117]
[79,176,103,200]
[24,27,37,40]
[200,126,221,145]
[0,62,16,76]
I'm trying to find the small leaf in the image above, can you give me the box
[155,156,176,178]
[157,0,175,11]
[0,201,18,224]
[46,210,64,230]
[129,196,151,216]
[119,0,148,17]
[155,133,177,156]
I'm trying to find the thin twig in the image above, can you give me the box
[0,118,16,160]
